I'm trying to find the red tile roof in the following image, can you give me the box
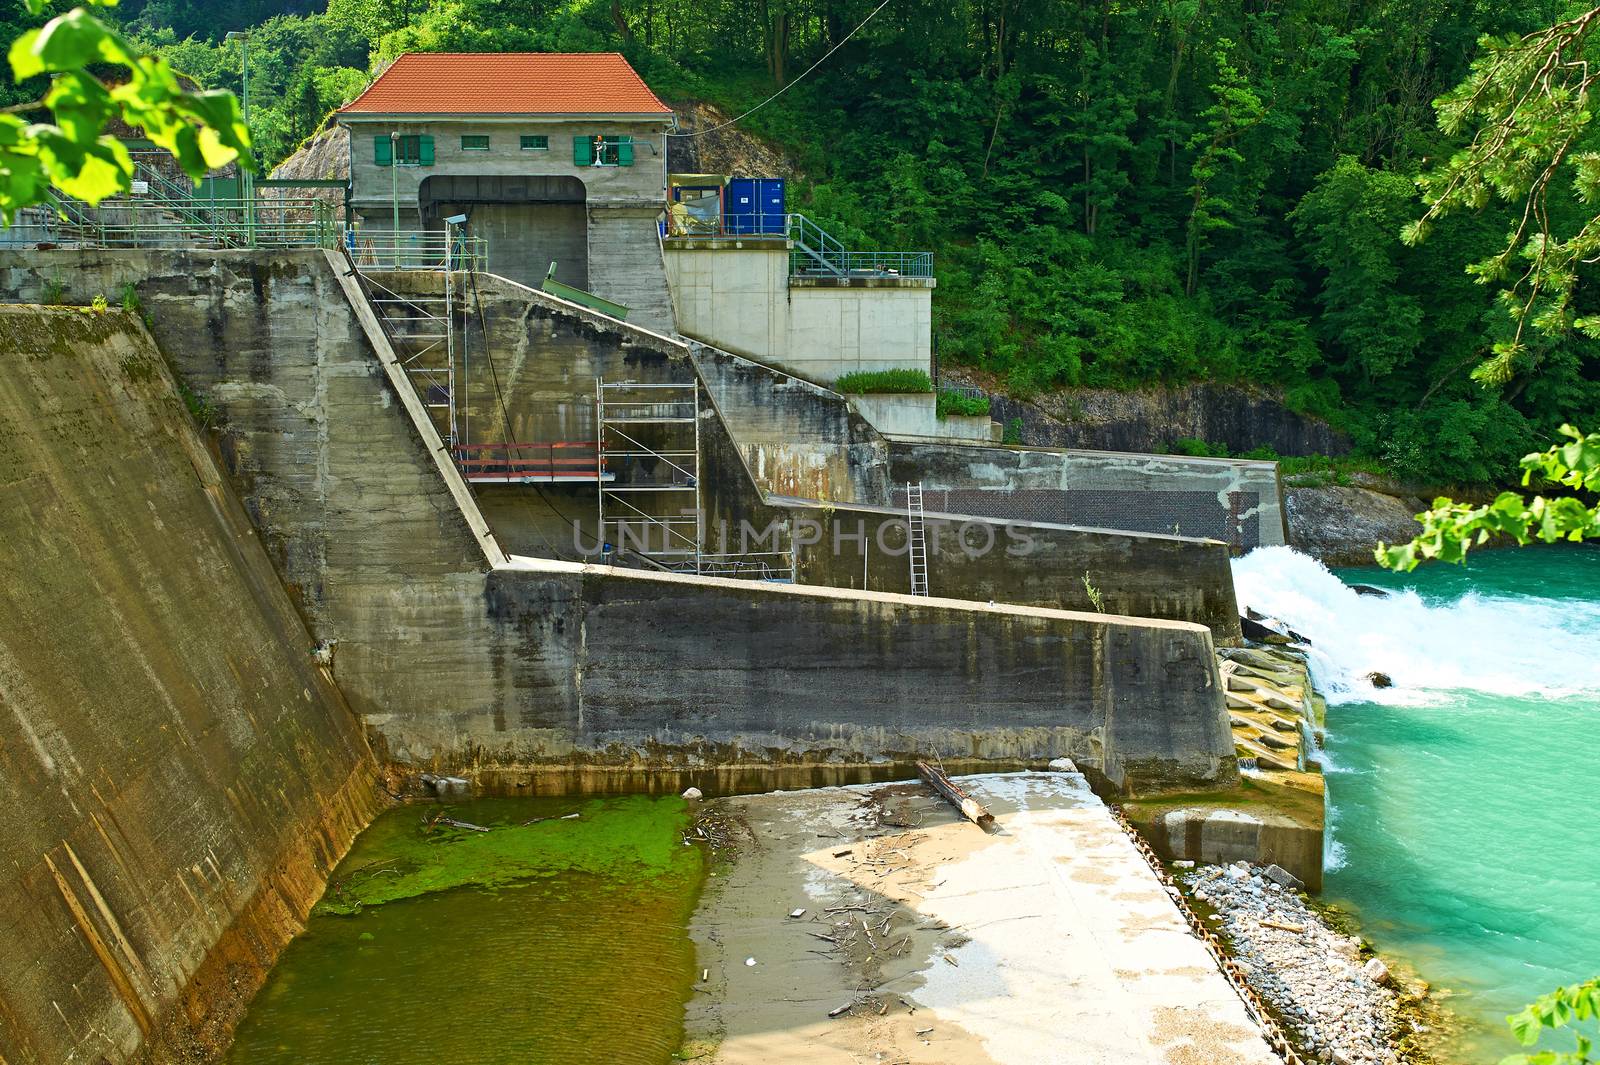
[340,53,673,117]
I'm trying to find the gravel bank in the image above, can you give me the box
[1184,861,1404,1065]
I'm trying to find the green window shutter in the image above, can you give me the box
[617,136,634,166]
[573,135,593,165]
[419,135,435,165]
[374,135,392,166]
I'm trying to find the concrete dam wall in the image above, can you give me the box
[0,307,377,1064]
[0,250,1240,794]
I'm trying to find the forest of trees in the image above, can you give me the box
[6,0,1597,486]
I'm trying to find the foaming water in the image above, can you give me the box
[1230,545,1600,1062]
[1232,546,1600,704]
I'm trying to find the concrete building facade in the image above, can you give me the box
[338,53,676,330]
[663,237,935,383]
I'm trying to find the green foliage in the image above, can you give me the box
[1499,977,1600,1065]
[1081,571,1106,612]
[1378,425,1600,570]
[11,0,1597,487]
[1172,437,1230,458]
[1002,417,1023,445]
[936,389,990,418]
[1405,12,1600,387]
[118,281,139,312]
[0,0,251,220]
[40,276,65,304]
[833,368,932,394]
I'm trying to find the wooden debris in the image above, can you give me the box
[827,1003,852,1018]
[943,953,959,966]
[916,761,996,830]
[916,1025,934,1035]
[439,817,489,832]
[789,908,807,919]
[832,848,854,858]
[1260,919,1306,933]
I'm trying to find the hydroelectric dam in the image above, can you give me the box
[0,239,1322,1063]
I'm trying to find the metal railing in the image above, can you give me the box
[667,551,796,583]
[48,195,339,249]
[452,441,600,483]
[346,229,489,272]
[664,210,933,279]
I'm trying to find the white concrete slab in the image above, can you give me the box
[915,773,1279,1065]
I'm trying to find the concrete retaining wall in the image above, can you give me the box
[892,441,1288,551]
[848,392,997,442]
[663,240,934,381]
[0,250,1241,795]
[789,501,1243,642]
[692,342,889,504]
[0,307,377,1064]
[485,558,1238,793]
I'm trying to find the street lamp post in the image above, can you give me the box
[390,131,399,266]
[224,31,254,245]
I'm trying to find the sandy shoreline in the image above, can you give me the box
[684,771,1280,1064]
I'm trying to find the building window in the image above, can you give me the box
[521,135,548,151]
[573,134,634,167]
[461,134,489,151]
[376,134,434,166]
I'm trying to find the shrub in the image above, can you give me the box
[936,389,991,418]
[833,369,933,394]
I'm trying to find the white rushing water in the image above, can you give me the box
[1230,546,1600,706]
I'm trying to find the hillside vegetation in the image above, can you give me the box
[9,0,1599,485]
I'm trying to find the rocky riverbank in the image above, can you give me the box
[1181,861,1419,1065]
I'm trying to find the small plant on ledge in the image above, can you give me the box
[937,389,991,418]
[833,369,933,394]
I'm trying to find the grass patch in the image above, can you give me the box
[834,368,932,394]
[936,389,991,417]
[317,795,695,916]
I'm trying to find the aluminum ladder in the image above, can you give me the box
[907,482,930,597]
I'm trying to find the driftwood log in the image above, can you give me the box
[915,761,995,830]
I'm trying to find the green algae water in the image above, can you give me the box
[1233,546,1600,1063]
[226,795,703,1064]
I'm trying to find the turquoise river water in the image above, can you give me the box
[1233,545,1600,1062]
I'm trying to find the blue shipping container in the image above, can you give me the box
[724,177,786,235]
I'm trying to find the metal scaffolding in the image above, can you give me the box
[596,380,701,567]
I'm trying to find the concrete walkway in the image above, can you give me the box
[914,773,1278,1064]
[687,771,1279,1065]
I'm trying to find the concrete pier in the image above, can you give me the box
[687,772,1278,1064]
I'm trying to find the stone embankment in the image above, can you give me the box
[1184,862,1404,1065]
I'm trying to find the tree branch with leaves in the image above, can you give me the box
[1401,8,1600,386]
[0,0,252,223]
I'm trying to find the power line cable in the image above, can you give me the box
[666,0,893,138]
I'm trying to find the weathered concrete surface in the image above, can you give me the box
[892,441,1288,551]
[0,307,377,1064]
[847,390,997,442]
[784,499,1244,642]
[688,774,1277,1065]
[0,251,1240,793]
[484,558,1239,793]
[664,240,934,380]
[693,342,889,505]
[0,249,501,743]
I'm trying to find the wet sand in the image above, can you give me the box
[684,770,1280,1065]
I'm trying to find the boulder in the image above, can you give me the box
[1287,484,1425,567]
[1350,583,1390,597]
[1363,957,1391,985]
[1263,863,1304,891]
[682,786,704,800]
[1367,671,1393,689]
